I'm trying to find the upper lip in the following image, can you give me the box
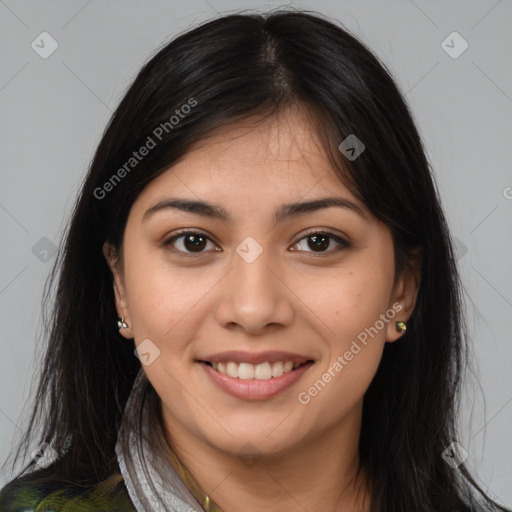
[197,350,313,366]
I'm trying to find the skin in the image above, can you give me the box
[104,105,419,512]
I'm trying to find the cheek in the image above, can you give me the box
[122,245,208,340]
[295,253,394,343]
[295,265,392,421]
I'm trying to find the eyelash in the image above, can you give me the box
[161,229,351,258]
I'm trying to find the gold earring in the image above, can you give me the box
[396,321,407,333]
[117,317,128,329]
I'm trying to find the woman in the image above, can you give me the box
[0,9,509,512]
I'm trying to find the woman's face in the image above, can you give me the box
[105,106,417,461]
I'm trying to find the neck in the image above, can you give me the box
[161,400,372,512]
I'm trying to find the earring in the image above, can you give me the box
[396,321,407,333]
[117,317,128,329]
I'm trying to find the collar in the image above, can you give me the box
[115,368,223,512]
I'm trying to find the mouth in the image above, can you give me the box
[200,359,314,380]
[196,353,315,400]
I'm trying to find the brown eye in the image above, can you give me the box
[162,231,219,256]
[292,231,350,255]
[306,233,330,251]
[162,229,350,258]
[181,233,208,252]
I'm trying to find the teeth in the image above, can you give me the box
[211,360,302,380]
[254,362,272,380]
[238,362,254,380]
[271,361,283,377]
[226,361,239,378]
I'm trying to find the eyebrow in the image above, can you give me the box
[142,196,368,224]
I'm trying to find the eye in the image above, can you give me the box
[162,229,350,258]
[291,230,351,256]
[162,230,220,257]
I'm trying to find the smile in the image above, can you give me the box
[206,360,305,379]
[199,359,314,400]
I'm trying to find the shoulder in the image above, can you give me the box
[0,470,136,511]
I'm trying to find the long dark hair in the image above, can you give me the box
[1,9,508,512]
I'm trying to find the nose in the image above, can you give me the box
[214,243,294,335]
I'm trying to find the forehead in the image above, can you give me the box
[132,107,363,218]
[141,108,353,199]
[188,107,324,167]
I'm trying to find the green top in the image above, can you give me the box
[0,472,136,511]
[0,454,224,512]
[0,471,494,511]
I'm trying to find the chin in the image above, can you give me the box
[201,424,303,459]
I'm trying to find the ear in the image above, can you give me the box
[103,241,134,339]
[385,248,422,343]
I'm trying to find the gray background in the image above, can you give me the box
[1,0,511,506]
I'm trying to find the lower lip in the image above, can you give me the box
[200,361,314,400]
